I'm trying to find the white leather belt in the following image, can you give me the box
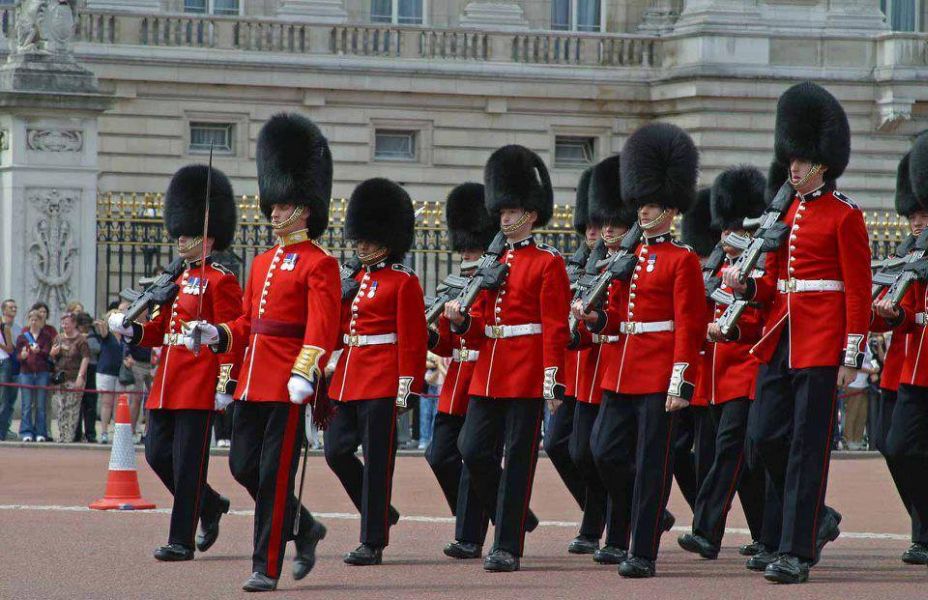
[452,348,479,362]
[777,278,845,293]
[620,320,674,335]
[916,312,926,326]
[344,333,397,347]
[484,323,542,339]
[592,334,621,344]
[163,333,191,347]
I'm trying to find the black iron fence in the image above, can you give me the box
[96,192,910,315]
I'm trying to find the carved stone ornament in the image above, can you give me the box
[13,0,77,56]
[27,188,80,313]
[0,129,8,151]
[26,128,83,152]
[876,95,914,133]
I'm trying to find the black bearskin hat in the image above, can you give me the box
[573,167,593,235]
[257,112,333,239]
[895,152,919,217]
[588,154,636,228]
[446,182,496,253]
[345,178,415,262]
[164,164,237,251]
[909,131,928,210]
[620,122,699,213]
[774,82,850,182]
[484,145,553,227]
[681,188,719,258]
[710,165,767,231]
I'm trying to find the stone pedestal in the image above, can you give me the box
[276,0,348,23]
[459,2,529,30]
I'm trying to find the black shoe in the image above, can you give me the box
[746,549,778,572]
[344,544,383,566]
[739,540,764,556]
[568,535,599,555]
[618,556,655,578]
[525,511,539,533]
[242,572,278,592]
[444,540,482,559]
[196,495,230,552]
[389,506,400,526]
[293,520,327,580]
[764,554,810,584]
[483,549,520,572]
[593,545,628,565]
[901,542,928,565]
[812,507,841,566]
[677,533,719,560]
[662,510,675,533]
[153,543,194,562]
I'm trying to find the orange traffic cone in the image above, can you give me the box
[90,394,155,510]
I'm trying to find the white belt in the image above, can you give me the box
[916,313,926,326]
[592,334,621,344]
[452,348,480,362]
[163,333,191,347]
[344,333,397,347]
[777,278,845,293]
[484,323,542,339]
[620,320,674,335]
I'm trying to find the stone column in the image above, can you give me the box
[85,0,162,12]
[277,0,348,23]
[0,1,113,322]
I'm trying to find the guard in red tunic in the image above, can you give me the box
[677,165,768,560]
[109,165,241,563]
[186,113,341,592]
[325,178,427,566]
[576,123,705,578]
[445,145,571,572]
[873,133,928,566]
[723,83,871,584]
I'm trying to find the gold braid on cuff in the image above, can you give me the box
[292,345,324,383]
[216,364,233,394]
[218,323,233,354]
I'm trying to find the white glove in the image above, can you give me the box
[214,393,233,411]
[288,375,315,405]
[181,320,220,349]
[107,313,134,337]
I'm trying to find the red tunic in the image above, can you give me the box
[880,331,909,393]
[574,279,623,405]
[458,237,572,399]
[133,258,243,411]
[597,234,705,400]
[887,281,928,388]
[432,316,479,417]
[329,261,427,403]
[564,348,582,399]
[217,232,342,404]
[748,186,872,369]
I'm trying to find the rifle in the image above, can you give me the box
[119,257,187,327]
[871,233,917,300]
[339,256,363,302]
[452,232,509,315]
[715,181,794,337]
[425,273,470,326]
[702,242,729,304]
[566,239,607,341]
[883,227,928,307]
[566,242,591,287]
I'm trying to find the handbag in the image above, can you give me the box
[118,363,136,386]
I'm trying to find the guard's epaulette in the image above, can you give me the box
[392,263,416,276]
[672,240,695,252]
[312,240,332,256]
[210,262,233,276]
[536,242,561,257]
[833,191,859,210]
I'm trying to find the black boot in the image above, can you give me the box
[242,572,278,592]
[293,520,327,580]
[196,495,230,552]
[662,510,675,532]
[764,554,810,584]
[483,548,520,572]
[812,506,841,566]
[389,506,401,526]
[525,511,540,533]
[677,533,719,560]
[745,547,778,572]
[593,545,628,565]
[153,543,194,562]
[567,535,599,555]
[618,556,655,578]
[739,540,764,556]
[344,544,383,566]
[444,540,482,559]
[901,542,928,565]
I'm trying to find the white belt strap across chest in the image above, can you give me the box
[452,348,479,362]
[344,333,397,347]
[484,323,542,339]
[163,333,191,347]
[619,320,674,335]
[592,334,621,344]
[777,278,845,293]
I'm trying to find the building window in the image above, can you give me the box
[374,130,417,161]
[881,0,920,31]
[555,136,595,167]
[185,0,241,15]
[189,122,234,154]
[551,0,602,32]
[371,0,424,25]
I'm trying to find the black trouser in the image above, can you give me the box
[230,401,314,579]
[73,369,97,442]
[568,400,609,542]
[748,332,838,561]
[324,397,398,548]
[884,384,928,545]
[691,406,715,487]
[544,397,587,510]
[213,406,233,441]
[673,406,698,511]
[426,411,490,545]
[459,396,544,556]
[692,399,765,545]
[591,391,677,561]
[145,408,224,549]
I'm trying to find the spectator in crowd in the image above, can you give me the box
[50,312,90,444]
[420,352,446,450]
[15,308,53,442]
[0,299,21,440]
[841,340,876,451]
[118,300,152,439]
[29,302,57,437]
[73,312,98,443]
[66,301,85,315]
[97,308,127,444]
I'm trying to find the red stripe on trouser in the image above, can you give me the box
[651,413,676,555]
[810,387,838,557]
[518,404,544,554]
[266,404,299,578]
[383,402,398,544]
[189,412,213,546]
[712,450,744,543]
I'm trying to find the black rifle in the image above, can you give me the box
[884,227,928,307]
[566,239,607,342]
[871,233,917,300]
[340,256,363,302]
[702,242,729,303]
[566,242,591,287]
[716,181,794,336]
[453,232,509,315]
[425,273,471,326]
[119,257,187,328]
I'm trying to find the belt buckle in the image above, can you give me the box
[167,333,178,345]
[348,334,360,347]
[491,325,503,338]
[787,278,798,292]
[460,349,470,361]
[626,322,637,335]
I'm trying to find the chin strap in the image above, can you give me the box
[502,211,531,235]
[272,205,305,232]
[640,209,669,231]
[358,246,389,266]
[177,236,203,254]
[792,163,822,190]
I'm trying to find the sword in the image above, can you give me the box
[191,145,214,356]
[293,426,310,536]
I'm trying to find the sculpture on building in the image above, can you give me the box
[14,0,77,56]
[28,188,79,314]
